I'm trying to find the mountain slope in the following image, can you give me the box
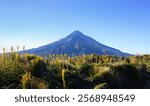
[25,30,130,57]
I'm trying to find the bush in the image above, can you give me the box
[21,72,48,89]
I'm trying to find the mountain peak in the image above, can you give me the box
[72,30,83,34]
[68,30,85,38]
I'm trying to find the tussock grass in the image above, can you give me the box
[0,47,150,89]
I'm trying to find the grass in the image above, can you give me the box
[0,48,150,89]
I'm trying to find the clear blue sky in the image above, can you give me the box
[0,0,150,54]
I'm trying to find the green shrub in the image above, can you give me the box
[21,72,48,89]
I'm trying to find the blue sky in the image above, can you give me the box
[0,0,150,54]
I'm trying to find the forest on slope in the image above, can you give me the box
[0,49,150,89]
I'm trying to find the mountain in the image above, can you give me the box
[25,30,130,57]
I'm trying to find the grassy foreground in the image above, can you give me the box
[0,50,150,89]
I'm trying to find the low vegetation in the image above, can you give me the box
[0,48,150,89]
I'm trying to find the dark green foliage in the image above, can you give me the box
[108,64,148,89]
[0,70,21,89]
[80,63,93,78]
[31,59,49,78]
[65,70,92,89]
